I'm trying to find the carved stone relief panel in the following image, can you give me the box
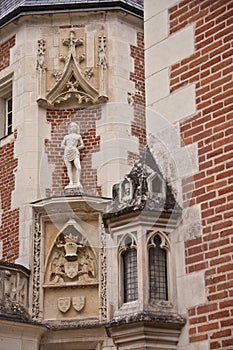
[44,286,98,321]
[37,27,108,109]
[32,196,108,323]
[57,295,85,313]
[43,218,100,321]
[44,222,97,286]
[0,262,30,321]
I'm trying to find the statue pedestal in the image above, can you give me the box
[31,194,110,322]
[64,187,83,196]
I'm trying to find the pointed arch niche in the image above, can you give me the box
[44,219,98,287]
[37,29,108,110]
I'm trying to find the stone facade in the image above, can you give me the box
[0,0,232,349]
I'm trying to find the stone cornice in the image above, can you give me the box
[0,1,143,28]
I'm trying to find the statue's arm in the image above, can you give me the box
[61,136,66,148]
[78,135,84,150]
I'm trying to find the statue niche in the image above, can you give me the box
[45,225,97,286]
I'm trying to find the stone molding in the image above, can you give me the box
[108,311,185,350]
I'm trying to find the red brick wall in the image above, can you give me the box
[0,140,19,262]
[46,107,102,196]
[169,1,233,348]
[0,35,15,72]
[129,32,146,161]
[0,35,19,262]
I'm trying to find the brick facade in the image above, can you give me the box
[46,32,146,196]
[0,139,19,262]
[46,106,102,197]
[0,35,18,262]
[169,1,233,348]
[129,32,146,162]
[0,36,15,72]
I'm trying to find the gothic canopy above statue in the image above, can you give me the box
[104,146,181,218]
[36,29,108,109]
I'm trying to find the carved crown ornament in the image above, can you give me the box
[36,30,108,109]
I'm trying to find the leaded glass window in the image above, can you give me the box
[149,235,168,300]
[6,97,12,135]
[0,77,13,139]
[121,236,138,303]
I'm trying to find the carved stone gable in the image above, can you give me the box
[105,146,181,216]
[37,29,108,109]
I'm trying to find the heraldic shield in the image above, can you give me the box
[64,260,79,279]
[72,296,85,312]
[58,297,71,313]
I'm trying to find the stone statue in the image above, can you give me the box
[61,122,84,190]
[121,181,132,204]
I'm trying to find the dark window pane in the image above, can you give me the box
[7,98,12,111]
[7,112,12,134]
[6,97,13,135]
[123,248,138,302]
[149,235,168,300]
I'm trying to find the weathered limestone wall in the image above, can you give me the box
[0,320,46,350]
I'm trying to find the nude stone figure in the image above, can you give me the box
[61,122,84,190]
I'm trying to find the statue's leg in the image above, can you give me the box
[71,163,77,185]
[65,160,73,185]
[74,157,82,187]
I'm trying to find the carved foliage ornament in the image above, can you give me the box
[36,39,47,72]
[99,220,107,321]
[32,212,42,321]
[37,30,108,109]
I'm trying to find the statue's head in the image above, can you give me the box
[68,122,80,134]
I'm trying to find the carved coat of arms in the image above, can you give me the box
[46,224,97,285]
[64,260,79,279]
[72,296,85,312]
[58,297,71,313]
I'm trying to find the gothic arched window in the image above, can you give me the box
[148,234,168,301]
[120,235,138,303]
